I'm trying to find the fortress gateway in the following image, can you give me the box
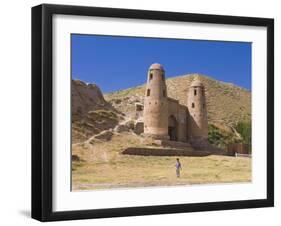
[141,63,208,144]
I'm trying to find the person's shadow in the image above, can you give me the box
[19,210,30,218]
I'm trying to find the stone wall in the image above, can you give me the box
[122,147,211,156]
[227,143,249,155]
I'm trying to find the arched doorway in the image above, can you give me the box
[168,115,178,141]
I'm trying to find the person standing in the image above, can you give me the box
[175,158,182,178]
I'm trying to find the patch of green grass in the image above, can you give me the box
[223,90,230,95]
[208,123,241,149]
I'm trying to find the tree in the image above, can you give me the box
[235,121,251,150]
[208,124,226,149]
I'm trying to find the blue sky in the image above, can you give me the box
[71,34,251,93]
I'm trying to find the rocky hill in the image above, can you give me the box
[72,74,251,148]
[72,80,124,143]
[104,74,251,129]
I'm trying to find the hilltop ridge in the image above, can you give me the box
[104,73,251,128]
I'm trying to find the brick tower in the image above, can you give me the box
[143,63,169,139]
[187,77,208,141]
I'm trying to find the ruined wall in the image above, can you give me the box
[122,147,210,156]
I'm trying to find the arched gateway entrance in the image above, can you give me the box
[168,115,178,141]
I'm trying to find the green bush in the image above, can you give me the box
[208,124,226,149]
[235,121,251,148]
[208,124,241,150]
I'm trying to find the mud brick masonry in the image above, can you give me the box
[141,63,208,144]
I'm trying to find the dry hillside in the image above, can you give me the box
[72,80,124,143]
[104,74,251,129]
[72,74,251,147]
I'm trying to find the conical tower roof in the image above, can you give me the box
[149,63,164,70]
[190,76,204,87]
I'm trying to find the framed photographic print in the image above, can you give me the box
[32,4,274,221]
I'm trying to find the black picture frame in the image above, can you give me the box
[32,3,274,222]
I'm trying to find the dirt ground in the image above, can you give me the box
[72,133,251,190]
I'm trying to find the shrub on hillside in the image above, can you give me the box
[208,124,241,150]
[235,121,251,150]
